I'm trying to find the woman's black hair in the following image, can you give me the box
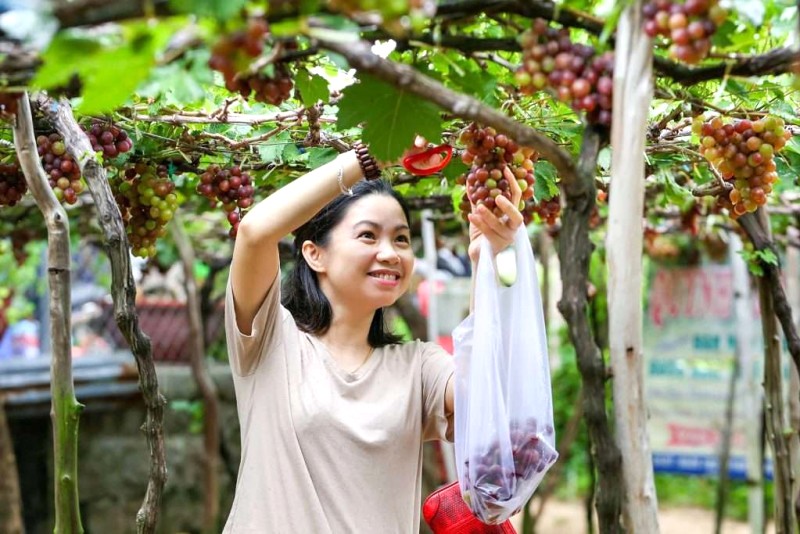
[281,179,412,347]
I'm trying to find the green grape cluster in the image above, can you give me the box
[111,163,178,258]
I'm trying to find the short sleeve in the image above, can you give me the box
[420,341,455,442]
[224,269,284,376]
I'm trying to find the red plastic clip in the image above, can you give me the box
[402,144,453,176]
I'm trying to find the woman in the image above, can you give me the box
[224,146,523,532]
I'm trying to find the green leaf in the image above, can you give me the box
[337,74,443,162]
[449,67,498,106]
[169,0,248,21]
[442,157,469,181]
[656,169,694,210]
[294,70,330,107]
[307,147,338,169]
[534,161,559,201]
[34,21,180,114]
[282,143,303,163]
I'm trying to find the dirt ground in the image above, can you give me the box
[511,500,776,534]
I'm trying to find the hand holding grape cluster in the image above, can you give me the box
[461,417,558,524]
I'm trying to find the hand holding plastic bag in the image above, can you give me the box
[452,226,557,524]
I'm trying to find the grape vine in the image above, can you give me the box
[37,134,84,205]
[456,123,537,222]
[208,18,295,105]
[516,19,614,127]
[0,162,26,207]
[695,115,789,217]
[111,163,178,258]
[196,164,256,238]
[643,0,727,64]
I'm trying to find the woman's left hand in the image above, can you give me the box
[467,166,524,263]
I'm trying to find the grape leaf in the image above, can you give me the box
[534,161,559,201]
[34,21,178,115]
[307,147,338,169]
[337,74,443,162]
[442,157,469,181]
[294,70,330,107]
[169,0,248,21]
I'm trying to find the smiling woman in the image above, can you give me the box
[224,145,523,533]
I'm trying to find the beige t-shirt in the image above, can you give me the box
[223,272,455,533]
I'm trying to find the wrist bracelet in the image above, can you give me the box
[352,141,381,181]
[335,159,353,196]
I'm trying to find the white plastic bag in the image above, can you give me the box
[452,226,558,524]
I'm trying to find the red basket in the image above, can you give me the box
[422,481,517,534]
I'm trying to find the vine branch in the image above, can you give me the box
[316,37,578,186]
[36,94,168,534]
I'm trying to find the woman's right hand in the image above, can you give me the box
[467,166,524,264]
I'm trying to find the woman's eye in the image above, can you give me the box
[396,235,410,243]
[358,231,375,239]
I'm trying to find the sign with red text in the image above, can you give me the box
[644,263,770,479]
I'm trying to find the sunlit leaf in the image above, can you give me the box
[337,74,443,162]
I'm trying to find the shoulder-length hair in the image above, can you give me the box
[281,179,411,347]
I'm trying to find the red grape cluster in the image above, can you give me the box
[37,134,84,205]
[196,164,255,238]
[0,162,26,207]
[515,19,614,127]
[10,228,37,265]
[0,92,20,120]
[526,196,561,226]
[208,18,294,105]
[111,163,178,258]
[456,124,536,220]
[694,115,790,217]
[462,417,557,523]
[643,0,726,64]
[84,121,133,158]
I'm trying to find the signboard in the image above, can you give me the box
[643,261,776,479]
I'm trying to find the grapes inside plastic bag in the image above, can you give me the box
[453,226,558,524]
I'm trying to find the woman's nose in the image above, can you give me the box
[376,241,400,263]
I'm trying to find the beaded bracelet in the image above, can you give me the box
[352,141,381,181]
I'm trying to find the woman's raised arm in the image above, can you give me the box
[230,150,364,334]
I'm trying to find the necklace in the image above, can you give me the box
[345,346,375,375]
[318,338,375,375]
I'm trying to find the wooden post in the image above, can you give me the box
[606,2,660,532]
[12,92,84,534]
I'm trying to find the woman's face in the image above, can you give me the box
[309,194,414,313]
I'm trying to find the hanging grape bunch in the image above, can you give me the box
[526,196,561,226]
[111,163,178,258]
[456,124,536,223]
[0,162,26,207]
[37,134,84,205]
[695,115,790,217]
[196,164,256,238]
[643,0,727,64]
[461,417,557,523]
[84,121,133,158]
[208,18,294,105]
[515,19,614,127]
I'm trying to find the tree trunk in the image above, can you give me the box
[0,399,23,534]
[13,93,84,534]
[753,210,796,533]
[606,3,659,532]
[170,215,221,534]
[557,125,624,534]
[37,95,167,534]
